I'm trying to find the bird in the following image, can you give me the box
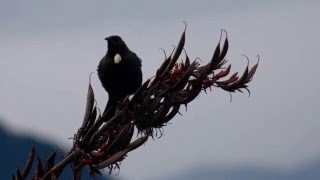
[97,35,142,119]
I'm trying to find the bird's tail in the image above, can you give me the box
[103,97,118,121]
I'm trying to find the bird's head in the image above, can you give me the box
[105,35,129,55]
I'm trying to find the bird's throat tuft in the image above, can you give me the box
[114,54,122,64]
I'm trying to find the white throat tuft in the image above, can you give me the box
[114,54,122,64]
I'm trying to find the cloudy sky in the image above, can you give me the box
[1,1,320,179]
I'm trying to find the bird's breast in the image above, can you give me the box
[97,54,142,98]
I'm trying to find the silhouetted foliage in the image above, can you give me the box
[14,25,259,180]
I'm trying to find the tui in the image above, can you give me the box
[97,36,142,118]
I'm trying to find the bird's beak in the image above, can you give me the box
[104,37,110,41]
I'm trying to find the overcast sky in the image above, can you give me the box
[1,1,320,179]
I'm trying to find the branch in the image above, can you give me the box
[14,26,259,179]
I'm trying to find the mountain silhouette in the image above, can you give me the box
[3,117,320,180]
[0,118,109,179]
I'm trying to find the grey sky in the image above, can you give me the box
[1,1,320,179]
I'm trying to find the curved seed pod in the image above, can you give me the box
[184,49,190,70]
[214,59,228,70]
[222,72,239,84]
[219,30,229,63]
[44,151,57,173]
[16,169,23,180]
[215,55,259,93]
[87,106,97,130]
[42,151,76,179]
[22,146,35,178]
[170,30,186,67]
[129,79,151,106]
[118,123,135,150]
[220,66,248,92]
[93,110,125,139]
[162,25,186,76]
[150,94,173,128]
[81,74,95,130]
[169,61,197,92]
[156,47,175,80]
[126,135,148,152]
[96,136,148,169]
[245,56,260,83]
[210,41,220,67]
[36,156,44,178]
[104,123,134,153]
[159,104,181,125]
[215,64,231,79]
[177,84,202,104]
[89,165,102,175]
[96,149,129,169]
[157,54,172,78]
[208,31,229,72]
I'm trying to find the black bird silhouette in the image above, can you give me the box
[98,36,142,118]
